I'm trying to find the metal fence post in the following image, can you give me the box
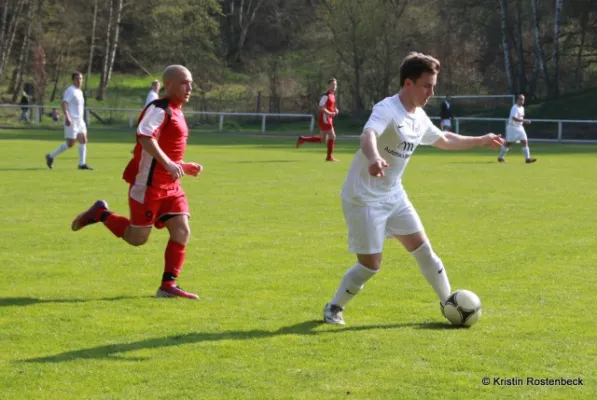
[557,121,563,143]
[128,112,133,128]
[310,116,315,133]
[455,118,460,134]
[219,114,224,132]
[261,114,266,134]
[34,106,40,127]
[86,109,90,126]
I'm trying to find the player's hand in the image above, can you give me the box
[181,162,203,177]
[481,133,505,150]
[524,119,531,125]
[335,109,339,116]
[64,116,71,127]
[165,161,184,179]
[368,157,389,177]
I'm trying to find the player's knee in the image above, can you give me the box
[78,136,87,144]
[357,255,382,271]
[170,225,191,244]
[66,140,75,148]
[128,234,149,247]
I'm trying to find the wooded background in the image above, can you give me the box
[1,0,596,115]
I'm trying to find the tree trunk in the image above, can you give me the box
[106,0,123,84]
[84,0,98,92]
[10,1,32,102]
[498,0,514,93]
[0,0,27,82]
[551,0,563,97]
[512,0,527,94]
[530,0,550,94]
[96,0,113,101]
[574,5,588,92]
[49,49,64,101]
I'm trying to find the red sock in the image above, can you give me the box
[103,213,129,238]
[327,139,335,157]
[302,136,321,143]
[162,240,186,286]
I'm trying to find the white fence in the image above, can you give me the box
[2,104,596,143]
[84,108,316,134]
[431,116,597,143]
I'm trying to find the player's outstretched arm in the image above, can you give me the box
[433,132,504,151]
[138,136,184,179]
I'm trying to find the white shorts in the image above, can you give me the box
[441,119,451,128]
[505,125,527,143]
[342,194,424,254]
[64,118,87,139]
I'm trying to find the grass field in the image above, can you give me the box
[1,128,596,399]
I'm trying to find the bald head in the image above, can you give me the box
[162,65,193,105]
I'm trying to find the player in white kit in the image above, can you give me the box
[323,52,505,325]
[45,72,93,170]
[497,94,537,163]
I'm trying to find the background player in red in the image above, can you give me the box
[296,78,340,162]
[70,65,203,300]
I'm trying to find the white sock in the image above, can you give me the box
[78,143,87,165]
[50,143,69,159]
[410,241,451,303]
[498,146,509,159]
[330,263,378,308]
[522,146,530,159]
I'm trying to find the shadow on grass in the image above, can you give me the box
[0,296,150,307]
[22,319,459,363]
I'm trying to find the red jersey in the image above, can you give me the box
[318,91,336,126]
[123,98,188,190]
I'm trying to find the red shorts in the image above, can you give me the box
[318,122,333,132]
[129,185,189,229]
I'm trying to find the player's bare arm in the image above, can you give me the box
[61,100,71,126]
[360,128,389,176]
[137,136,184,179]
[433,132,504,151]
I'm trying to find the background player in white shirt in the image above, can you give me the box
[131,80,162,153]
[145,80,160,106]
[497,94,537,163]
[45,72,93,170]
[323,52,504,325]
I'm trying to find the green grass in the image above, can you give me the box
[0,128,596,399]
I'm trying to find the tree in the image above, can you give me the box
[497,0,515,93]
[0,0,28,82]
[84,0,98,92]
[530,0,551,94]
[551,0,563,96]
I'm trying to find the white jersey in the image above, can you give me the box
[509,105,524,126]
[341,95,444,205]
[62,85,84,120]
[145,90,159,106]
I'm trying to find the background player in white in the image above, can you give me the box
[145,80,160,106]
[131,80,162,153]
[497,94,537,163]
[323,52,504,325]
[45,72,93,170]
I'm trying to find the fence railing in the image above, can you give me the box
[430,116,597,143]
[2,104,596,143]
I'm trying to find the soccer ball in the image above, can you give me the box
[442,290,482,327]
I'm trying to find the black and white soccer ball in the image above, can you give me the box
[442,290,482,327]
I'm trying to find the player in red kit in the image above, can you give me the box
[70,65,203,299]
[296,78,340,162]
